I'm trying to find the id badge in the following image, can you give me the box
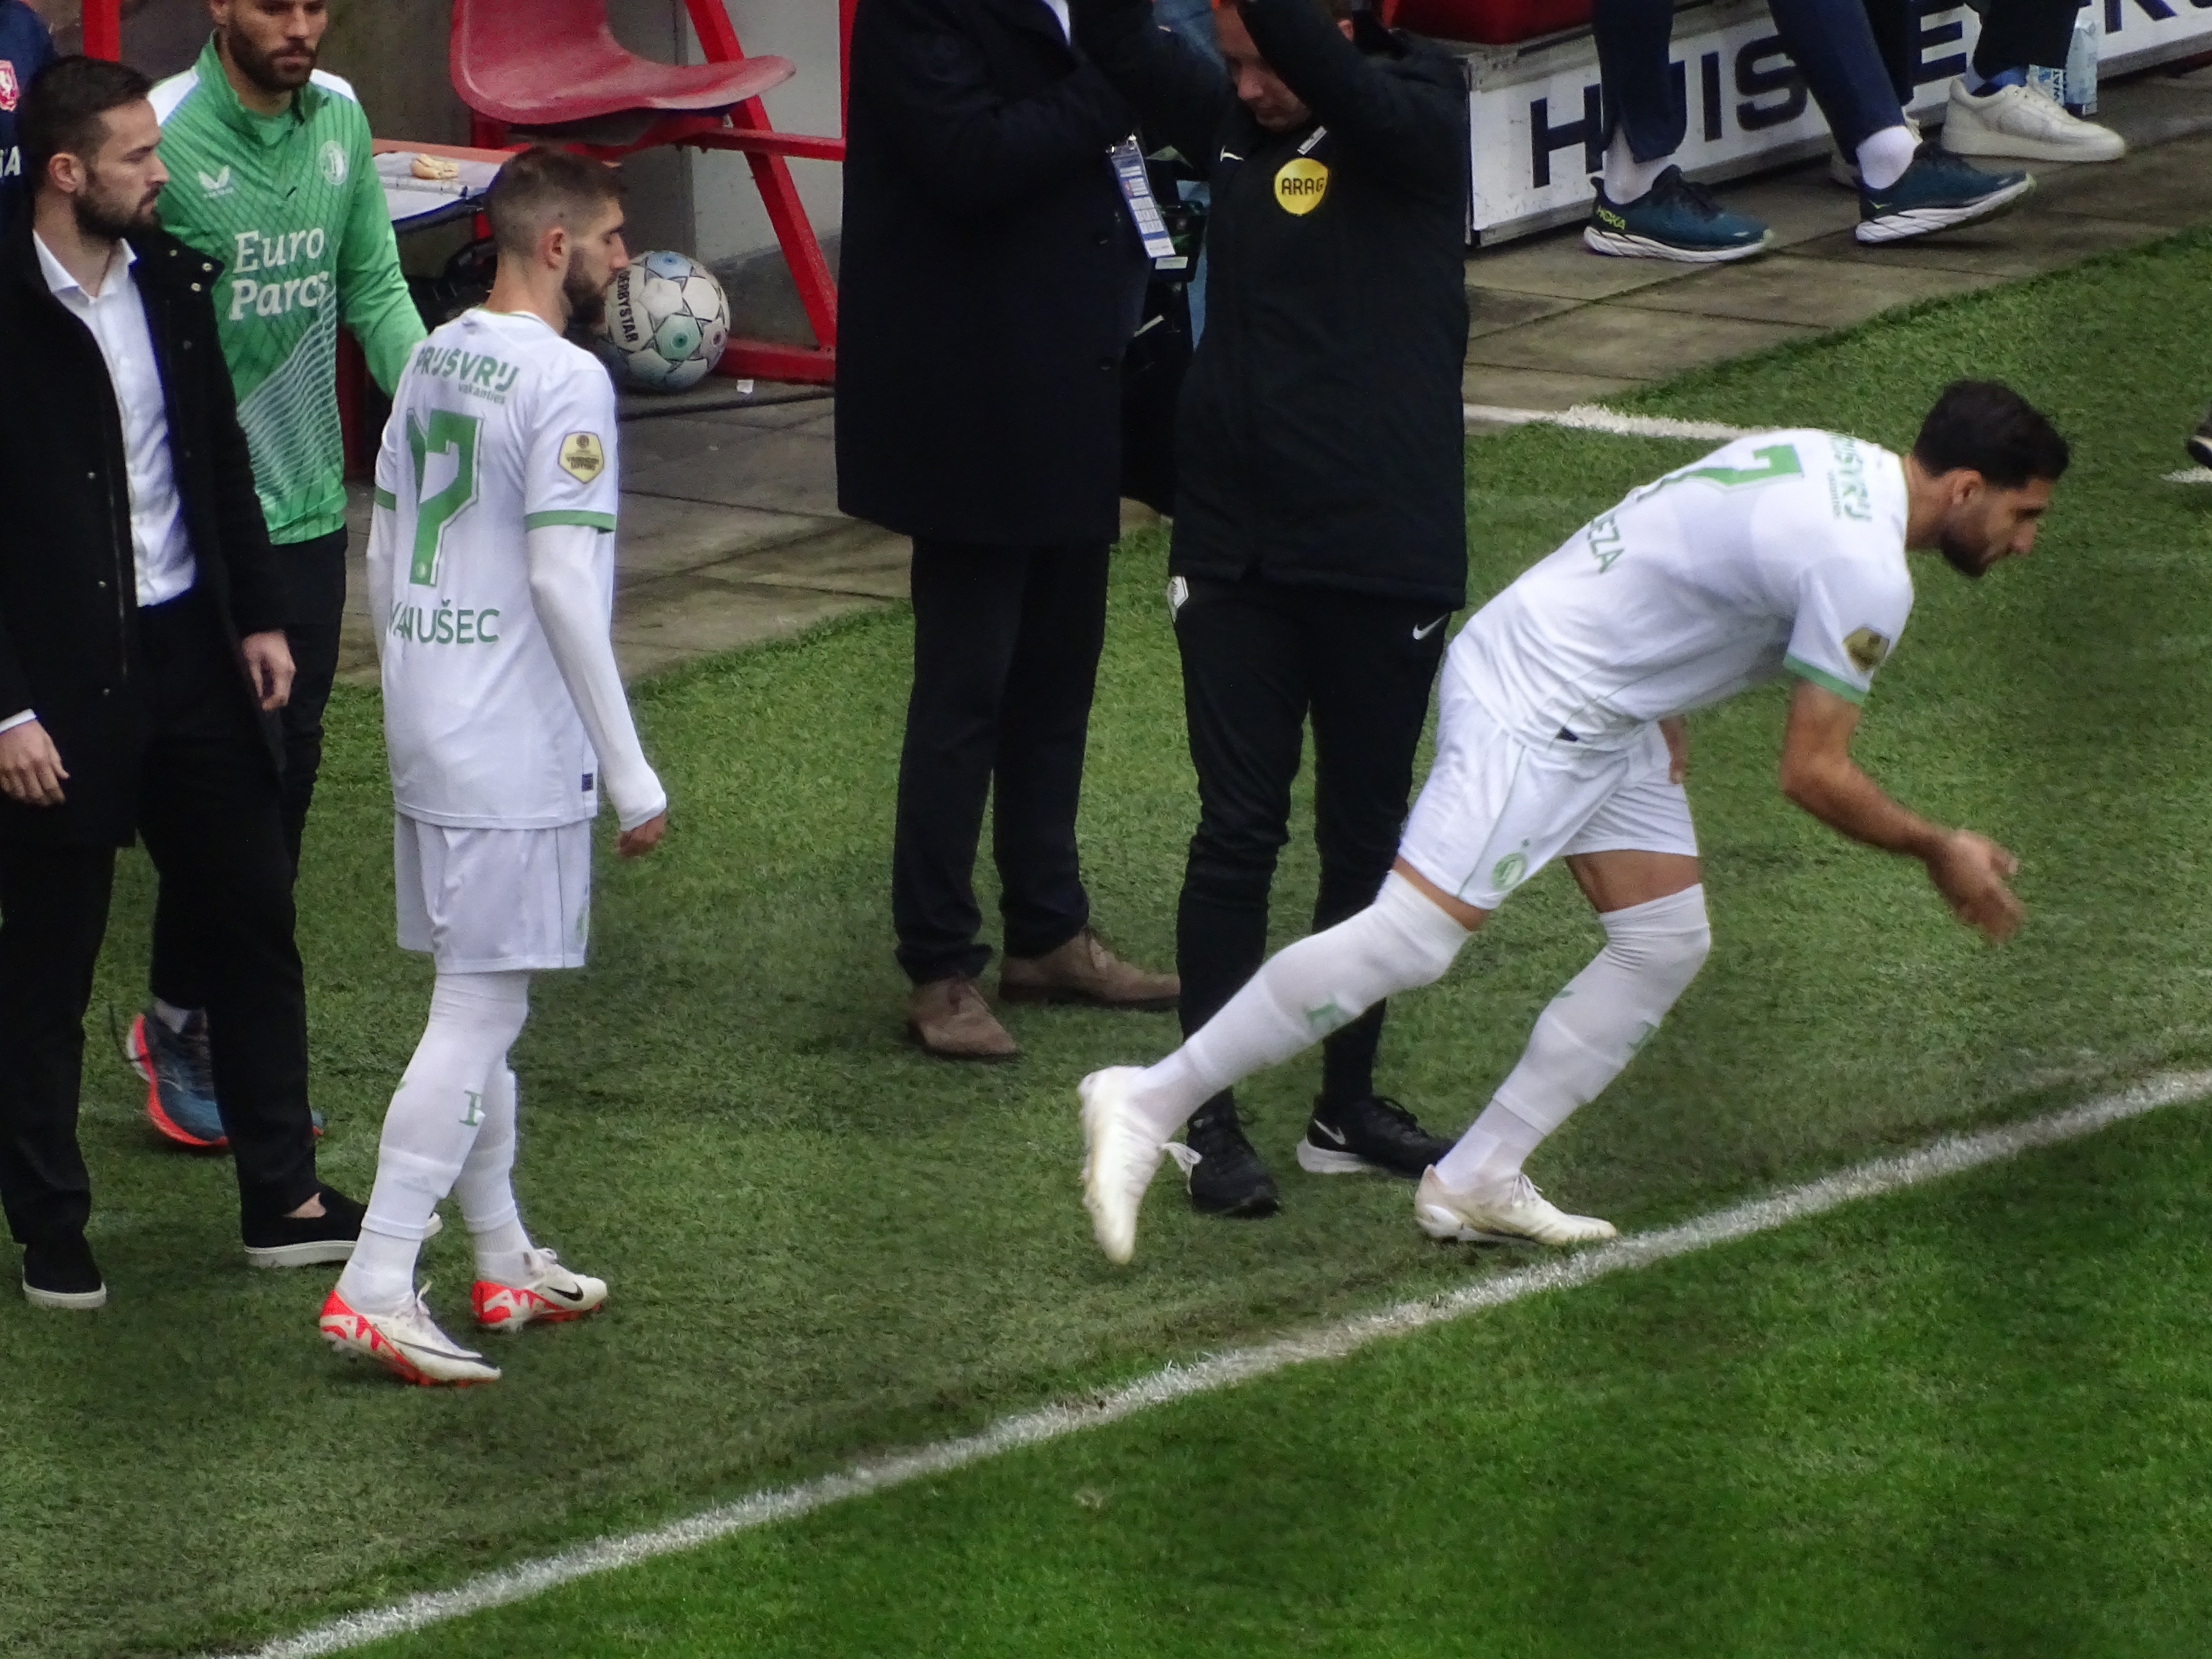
[1109,135,1180,266]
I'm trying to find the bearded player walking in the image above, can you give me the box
[320,149,666,1386]
[1081,381,2070,1264]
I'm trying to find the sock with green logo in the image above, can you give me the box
[454,1063,536,1287]
[1435,885,1710,1192]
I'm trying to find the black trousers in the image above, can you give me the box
[0,586,320,1245]
[1173,574,1449,1113]
[893,540,1109,984]
[150,528,344,1008]
[1597,0,1908,160]
[1972,0,2088,78]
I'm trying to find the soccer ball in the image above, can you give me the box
[595,250,730,393]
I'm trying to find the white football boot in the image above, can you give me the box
[1942,78,2124,164]
[472,1248,608,1332]
[1415,1166,1618,1247]
[1080,1066,1175,1264]
[320,1285,502,1385]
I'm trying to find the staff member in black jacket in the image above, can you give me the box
[0,56,362,1309]
[1073,0,1468,1216]
[838,0,1178,1059]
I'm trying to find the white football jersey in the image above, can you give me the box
[374,308,620,828]
[1450,429,1914,749]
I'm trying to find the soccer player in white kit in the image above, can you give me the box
[1082,381,2069,1263]
[319,149,666,1385]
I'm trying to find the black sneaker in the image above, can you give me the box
[2187,403,2212,471]
[243,1184,366,1268]
[1297,1094,1455,1180]
[1184,1101,1279,1218]
[1856,143,2032,244]
[22,1233,107,1310]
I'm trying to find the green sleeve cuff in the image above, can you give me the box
[372,486,398,510]
[1784,654,1868,705]
[524,510,618,532]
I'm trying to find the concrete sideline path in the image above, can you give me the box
[338,62,2211,687]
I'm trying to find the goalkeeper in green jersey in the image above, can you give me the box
[130,0,426,1147]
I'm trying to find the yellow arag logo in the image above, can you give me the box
[1274,157,1328,216]
[559,432,606,483]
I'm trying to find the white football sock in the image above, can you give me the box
[1603,127,1669,204]
[338,1226,421,1316]
[1130,873,1471,1142]
[454,1064,535,1285]
[1856,124,1919,191]
[1436,885,1711,1191]
[338,971,532,1312]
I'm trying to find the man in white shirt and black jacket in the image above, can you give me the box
[1071,0,1469,1217]
[0,57,363,1309]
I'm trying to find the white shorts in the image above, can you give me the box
[1397,674,1698,911]
[395,815,593,973]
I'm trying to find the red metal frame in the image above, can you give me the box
[465,0,853,385]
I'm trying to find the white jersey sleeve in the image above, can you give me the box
[1781,549,1914,706]
[523,359,620,536]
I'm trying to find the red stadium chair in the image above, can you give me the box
[1389,0,1593,45]
[452,0,850,385]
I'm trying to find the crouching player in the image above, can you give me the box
[321,148,667,1384]
[1081,380,2069,1263]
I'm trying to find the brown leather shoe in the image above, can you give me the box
[907,975,1020,1060]
[999,928,1179,1010]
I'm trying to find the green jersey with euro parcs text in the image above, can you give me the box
[151,36,424,546]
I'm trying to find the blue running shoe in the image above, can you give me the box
[128,1008,324,1149]
[1584,166,1771,263]
[1857,144,2032,243]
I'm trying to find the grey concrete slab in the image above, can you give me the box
[614,377,829,422]
[1790,209,2179,279]
[612,572,884,680]
[1465,287,1585,340]
[1465,225,1699,301]
[2033,134,2212,226]
[1698,164,1865,249]
[1463,304,1816,380]
[1616,253,2002,329]
[1461,363,1648,410]
[622,424,843,518]
[612,493,834,584]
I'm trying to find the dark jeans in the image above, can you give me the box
[1173,574,1448,1113]
[892,540,1109,984]
[150,528,344,1009]
[1596,0,1908,162]
[1974,0,2087,77]
[0,586,320,1245]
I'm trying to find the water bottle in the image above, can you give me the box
[2064,6,2100,118]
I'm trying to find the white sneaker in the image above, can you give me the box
[1943,78,2124,163]
[1414,1166,1618,1246]
[1830,115,1923,188]
[320,1285,502,1385]
[1080,1066,1171,1264]
[472,1248,608,1332]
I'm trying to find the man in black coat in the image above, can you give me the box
[838,0,1178,1059]
[1070,0,1469,1215]
[0,56,362,1309]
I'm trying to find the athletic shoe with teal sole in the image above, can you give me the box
[1584,166,1772,263]
[1857,144,2032,243]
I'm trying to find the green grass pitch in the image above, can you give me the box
[3,228,2211,1658]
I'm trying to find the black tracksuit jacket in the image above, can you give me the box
[1074,0,1469,609]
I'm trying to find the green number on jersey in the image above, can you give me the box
[1659,442,1803,493]
[406,409,483,586]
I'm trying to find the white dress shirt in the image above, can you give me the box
[36,232,198,611]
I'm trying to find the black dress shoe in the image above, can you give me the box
[1184,1099,1279,1218]
[243,1184,365,1268]
[22,1233,107,1309]
[1297,1093,1455,1179]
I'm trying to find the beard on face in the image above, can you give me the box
[561,250,608,332]
[1938,524,1992,580]
[225,24,317,94]
[74,173,160,243]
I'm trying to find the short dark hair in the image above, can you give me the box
[483,146,624,257]
[18,55,154,191]
[1911,379,2070,489]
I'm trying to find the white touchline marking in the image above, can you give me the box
[1463,402,1755,441]
[213,1067,2212,1659]
[2164,467,2212,484]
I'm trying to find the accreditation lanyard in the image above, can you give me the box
[1109,135,1179,264]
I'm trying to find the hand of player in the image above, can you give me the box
[1660,716,1689,785]
[241,630,296,711]
[0,718,67,807]
[617,810,667,860]
[1925,830,2023,942]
